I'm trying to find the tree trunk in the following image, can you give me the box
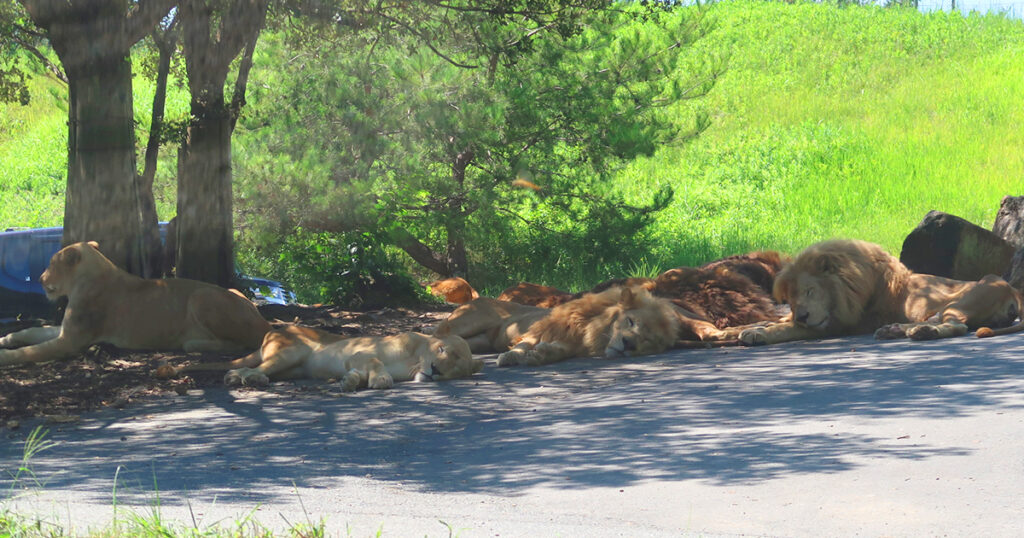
[62,53,145,273]
[21,0,174,276]
[175,0,268,287]
[176,96,235,287]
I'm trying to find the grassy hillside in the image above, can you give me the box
[2,2,1024,291]
[619,1,1024,269]
[0,66,184,230]
[0,74,65,228]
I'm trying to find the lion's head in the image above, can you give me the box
[773,239,909,333]
[604,286,677,358]
[416,334,483,381]
[39,241,107,301]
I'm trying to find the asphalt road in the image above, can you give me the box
[3,333,1024,537]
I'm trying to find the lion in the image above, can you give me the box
[698,250,788,296]
[654,264,780,329]
[0,242,270,367]
[425,277,479,304]
[496,282,576,308]
[733,239,1022,346]
[162,325,482,390]
[495,286,680,367]
[433,297,551,353]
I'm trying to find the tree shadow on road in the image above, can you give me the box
[6,333,1022,505]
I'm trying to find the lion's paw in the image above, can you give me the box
[498,348,541,367]
[739,327,768,346]
[874,324,907,340]
[496,350,522,367]
[907,324,940,341]
[341,370,362,392]
[367,373,394,390]
[224,368,269,387]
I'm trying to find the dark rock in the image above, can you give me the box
[993,195,1024,249]
[899,210,1014,280]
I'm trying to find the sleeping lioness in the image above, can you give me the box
[164,325,483,391]
[0,241,270,367]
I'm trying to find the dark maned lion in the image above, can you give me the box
[732,239,1022,345]
[699,250,788,296]
[654,265,780,330]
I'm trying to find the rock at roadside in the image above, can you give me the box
[993,195,1024,250]
[900,210,1014,281]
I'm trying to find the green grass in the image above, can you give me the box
[615,1,1024,270]
[0,74,66,229]
[3,2,1024,289]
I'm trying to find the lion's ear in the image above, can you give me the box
[86,241,99,250]
[61,247,81,266]
[620,286,637,308]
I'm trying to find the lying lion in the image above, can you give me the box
[495,286,681,367]
[433,297,551,353]
[164,325,482,391]
[0,242,270,367]
[733,239,1021,346]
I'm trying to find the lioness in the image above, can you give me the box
[165,325,482,391]
[0,242,270,367]
[495,286,680,367]
[433,297,550,353]
[734,239,1021,346]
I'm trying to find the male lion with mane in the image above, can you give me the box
[495,286,679,367]
[163,325,482,391]
[0,242,269,367]
[734,239,1021,346]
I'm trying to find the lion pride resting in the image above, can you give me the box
[167,325,482,390]
[0,242,269,367]
[735,239,1021,346]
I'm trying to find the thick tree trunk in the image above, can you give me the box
[21,0,174,276]
[176,97,235,287]
[175,0,268,287]
[62,54,145,273]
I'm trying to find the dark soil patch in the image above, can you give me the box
[0,303,454,425]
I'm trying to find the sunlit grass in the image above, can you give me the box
[615,1,1024,273]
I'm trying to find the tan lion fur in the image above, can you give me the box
[0,242,269,367]
[425,277,479,304]
[732,239,1021,345]
[165,325,482,391]
[496,282,576,308]
[433,297,550,353]
[495,286,680,367]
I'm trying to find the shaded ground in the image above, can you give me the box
[0,303,453,424]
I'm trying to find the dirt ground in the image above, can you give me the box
[0,303,454,425]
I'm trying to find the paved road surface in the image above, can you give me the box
[3,333,1024,537]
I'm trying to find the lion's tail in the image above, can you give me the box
[976,322,1024,338]
[155,350,263,379]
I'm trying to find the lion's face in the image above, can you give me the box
[417,335,483,381]
[604,287,676,358]
[773,240,900,333]
[782,272,838,331]
[39,242,100,301]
